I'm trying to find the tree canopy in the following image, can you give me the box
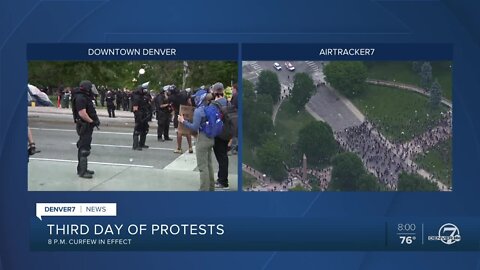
[256,138,287,181]
[291,72,316,110]
[324,61,368,97]
[429,78,442,108]
[255,70,281,102]
[329,152,383,191]
[28,61,237,91]
[297,121,337,166]
[397,173,439,191]
[420,62,433,89]
[243,79,255,99]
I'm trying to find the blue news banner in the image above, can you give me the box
[27,43,452,61]
[31,213,477,251]
[27,43,459,252]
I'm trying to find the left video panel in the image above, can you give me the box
[27,44,239,191]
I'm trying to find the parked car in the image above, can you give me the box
[284,62,295,71]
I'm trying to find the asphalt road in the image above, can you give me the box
[28,111,238,191]
[243,61,363,131]
[243,61,325,97]
[307,85,364,131]
[243,60,324,83]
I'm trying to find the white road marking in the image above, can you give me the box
[250,61,263,71]
[30,158,154,168]
[163,146,198,171]
[30,127,176,138]
[69,143,174,151]
[305,61,320,71]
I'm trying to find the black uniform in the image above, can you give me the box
[116,91,123,110]
[106,92,116,118]
[100,88,106,107]
[123,92,130,111]
[154,92,172,140]
[145,92,154,122]
[71,81,99,178]
[132,87,150,150]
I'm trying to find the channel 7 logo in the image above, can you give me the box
[427,223,461,245]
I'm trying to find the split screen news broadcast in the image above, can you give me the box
[1,0,480,270]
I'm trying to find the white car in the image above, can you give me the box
[284,62,295,71]
[273,62,282,70]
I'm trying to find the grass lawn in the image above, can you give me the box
[431,62,453,101]
[351,85,447,143]
[242,99,316,170]
[415,139,452,187]
[366,61,452,100]
[273,100,316,145]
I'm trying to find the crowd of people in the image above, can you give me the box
[243,164,332,192]
[286,167,332,191]
[52,86,147,114]
[65,80,238,191]
[177,83,238,191]
[400,110,452,160]
[335,111,452,190]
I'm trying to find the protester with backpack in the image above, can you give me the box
[211,83,230,190]
[178,89,215,191]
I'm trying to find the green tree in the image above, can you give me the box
[256,94,274,115]
[243,79,255,99]
[297,122,337,166]
[329,152,366,191]
[420,62,432,89]
[429,78,442,108]
[357,173,383,191]
[256,70,281,102]
[324,61,367,97]
[244,78,275,146]
[137,61,183,89]
[256,139,287,181]
[28,61,237,91]
[186,61,237,87]
[328,152,382,191]
[29,61,137,88]
[243,79,256,121]
[245,112,273,145]
[291,72,316,110]
[398,173,439,191]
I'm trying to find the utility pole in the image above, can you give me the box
[182,61,188,90]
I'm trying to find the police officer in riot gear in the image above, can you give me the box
[154,86,173,141]
[132,85,150,150]
[105,90,116,118]
[72,80,100,179]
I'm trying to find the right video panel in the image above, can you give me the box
[242,61,452,192]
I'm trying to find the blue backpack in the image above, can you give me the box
[202,103,224,138]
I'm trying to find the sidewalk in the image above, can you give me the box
[28,106,154,127]
[29,158,238,191]
[366,79,452,108]
[29,106,134,118]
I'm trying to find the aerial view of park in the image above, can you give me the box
[242,61,452,192]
